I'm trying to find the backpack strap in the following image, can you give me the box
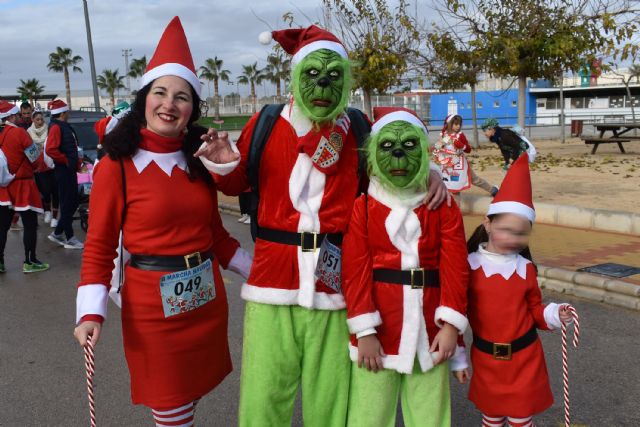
[247,103,285,241]
[117,157,127,293]
[346,107,371,195]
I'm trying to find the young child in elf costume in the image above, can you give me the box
[481,118,536,171]
[464,153,572,427]
[342,107,469,427]
[433,114,498,199]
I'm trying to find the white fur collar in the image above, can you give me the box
[131,148,187,177]
[468,243,530,280]
[367,177,427,210]
[280,100,313,136]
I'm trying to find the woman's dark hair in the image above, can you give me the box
[103,82,212,185]
[466,214,535,265]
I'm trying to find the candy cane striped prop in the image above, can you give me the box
[84,335,97,427]
[561,305,580,427]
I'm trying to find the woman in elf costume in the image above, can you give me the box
[342,107,469,427]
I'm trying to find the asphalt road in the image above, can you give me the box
[1,213,639,426]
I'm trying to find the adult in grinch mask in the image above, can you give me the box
[196,27,449,426]
[342,107,469,426]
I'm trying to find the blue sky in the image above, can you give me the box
[0,0,323,97]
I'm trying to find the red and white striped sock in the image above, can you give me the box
[507,416,534,427]
[152,402,195,427]
[482,414,506,427]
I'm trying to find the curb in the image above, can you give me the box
[219,200,639,310]
[459,194,640,236]
[538,265,640,311]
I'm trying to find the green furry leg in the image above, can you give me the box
[347,360,451,427]
[238,302,351,427]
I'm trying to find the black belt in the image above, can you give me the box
[129,251,213,272]
[256,227,343,252]
[373,268,440,289]
[473,327,538,361]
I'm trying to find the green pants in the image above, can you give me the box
[238,302,351,427]
[347,360,451,427]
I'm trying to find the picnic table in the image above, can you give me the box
[582,122,640,154]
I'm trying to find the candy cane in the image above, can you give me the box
[561,305,580,427]
[84,335,97,427]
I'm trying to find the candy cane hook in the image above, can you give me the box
[84,335,97,427]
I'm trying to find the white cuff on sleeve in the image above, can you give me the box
[227,247,253,280]
[76,284,109,324]
[449,345,468,372]
[347,311,382,335]
[435,306,468,334]
[543,303,569,330]
[356,328,377,339]
[198,140,240,176]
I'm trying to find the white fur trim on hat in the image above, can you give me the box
[49,105,69,115]
[258,31,273,45]
[487,201,536,222]
[141,62,202,97]
[292,40,348,65]
[371,111,428,135]
[0,105,19,119]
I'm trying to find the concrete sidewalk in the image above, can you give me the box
[219,193,640,311]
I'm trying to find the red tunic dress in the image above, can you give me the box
[79,129,240,408]
[467,257,554,417]
[0,124,44,212]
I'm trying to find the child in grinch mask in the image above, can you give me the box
[196,27,449,427]
[342,107,469,427]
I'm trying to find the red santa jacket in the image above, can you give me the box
[202,102,365,310]
[342,178,469,374]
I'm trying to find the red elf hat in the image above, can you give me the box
[259,25,347,65]
[371,106,428,135]
[47,99,69,115]
[0,101,19,119]
[141,16,201,97]
[487,153,535,222]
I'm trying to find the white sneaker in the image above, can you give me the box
[243,216,251,224]
[44,211,52,224]
[63,237,84,250]
[237,214,248,223]
[48,232,67,246]
[50,218,58,228]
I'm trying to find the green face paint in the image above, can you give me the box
[366,122,430,192]
[292,49,351,124]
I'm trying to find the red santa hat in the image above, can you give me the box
[47,99,69,115]
[259,25,347,65]
[0,101,19,119]
[487,153,535,222]
[371,106,428,135]
[141,16,201,97]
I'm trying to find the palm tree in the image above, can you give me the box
[265,52,291,101]
[47,47,83,109]
[199,56,231,120]
[16,78,45,106]
[97,69,126,108]
[128,55,147,79]
[237,62,266,113]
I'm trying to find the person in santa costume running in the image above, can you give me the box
[0,101,49,273]
[73,17,252,427]
[341,107,469,427]
[464,153,572,427]
[196,26,449,426]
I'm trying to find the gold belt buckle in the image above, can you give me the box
[300,232,319,252]
[493,343,512,360]
[410,268,425,289]
[184,252,202,269]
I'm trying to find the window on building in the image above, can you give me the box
[546,98,558,109]
[460,103,465,109]
[610,96,624,108]
[570,97,585,109]
[624,95,640,107]
[511,100,517,107]
[477,102,483,109]
[537,99,547,109]
[494,101,500,108]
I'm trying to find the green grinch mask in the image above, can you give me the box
[366,121,430,192]
[292,49,351,124]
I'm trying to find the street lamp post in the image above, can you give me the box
[122,48,132,98]
[82,0,100,110]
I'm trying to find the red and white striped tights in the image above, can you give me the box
[152,399,200,427]
[482,414,535,427]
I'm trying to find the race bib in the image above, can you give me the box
[314,238,342,293]
[160,259,215,318]
[24,143,40,163]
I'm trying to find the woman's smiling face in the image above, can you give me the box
[144,75,194,138]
